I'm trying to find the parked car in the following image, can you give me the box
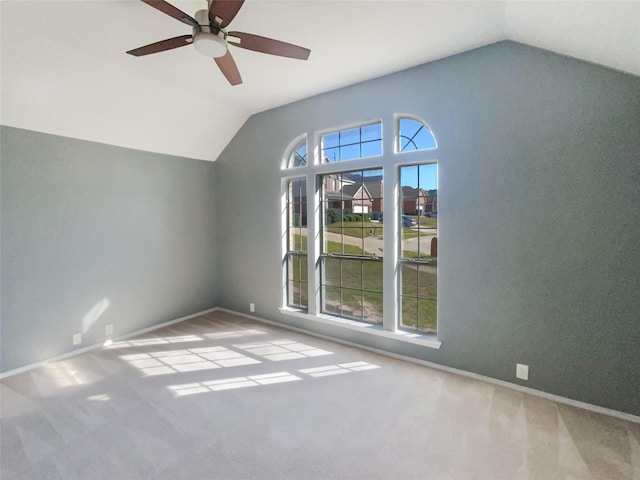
[377,214,417,226]
[425,211,437,218]
[402,215,417,227]
[371,212,382,222]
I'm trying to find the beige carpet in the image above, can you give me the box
[1,310,638,479]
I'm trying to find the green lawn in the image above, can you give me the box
[401,228,436,240]
[325,221,383,239]
[326,219,437,241]
[417,216,438,228]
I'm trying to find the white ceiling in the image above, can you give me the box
[2,1,639,162]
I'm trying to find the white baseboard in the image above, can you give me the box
[217,307,640,425]
[0,307,218,380]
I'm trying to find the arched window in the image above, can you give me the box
[281,116,440,342]
[288,140,307,168]
[397,117,437,152]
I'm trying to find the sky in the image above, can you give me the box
[400,163,437,191]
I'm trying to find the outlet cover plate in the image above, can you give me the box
[73,333,82,346]
[249,303,255,313]
[516,363,529,380]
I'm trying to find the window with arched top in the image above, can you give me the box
[288,140,307,168]
[281,115,440,343]
[397,117,437,152]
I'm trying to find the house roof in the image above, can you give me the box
[2,1,638,162]
[341,184,372,200]
[363,181,383,199]
[402,186,422,200]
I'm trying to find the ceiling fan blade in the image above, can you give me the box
[215,50,243,86]
[209,0,245,28]
[227,32,310,60]
[140,0,199,27]
[127,35,193,56]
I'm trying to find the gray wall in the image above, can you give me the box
[215,41,640,416]
[1,126,218,372]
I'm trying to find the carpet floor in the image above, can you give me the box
[1,310,638,479]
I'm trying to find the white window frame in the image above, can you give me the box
[280,115,441,349]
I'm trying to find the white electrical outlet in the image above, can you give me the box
[250,303,255,313]
[516,363,529,381]
[105,324,114,337]
[73,333,82,346]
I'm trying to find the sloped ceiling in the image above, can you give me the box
[1,1,639,162]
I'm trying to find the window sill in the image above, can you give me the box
[278,307,442,350]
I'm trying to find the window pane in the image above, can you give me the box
[418,299,437,332]
[341,258,362,290]
[361,140,382,157]
[363,233,382,257]
[287,255,296,282]
[363,291,383,323]
[288,281,308,309]
[341,288,362,319]
[323,132,339,148]
[324,147,339,162]
[290,229,303,251]
[320,122,382,163]
[362,261,383,292]
[340,127,360,145]
[414,128,436,149]
[401,219,419,258]
[399,138,417,152]
[287,255,308,309]
[288,254,307,282]
[323,257,341,287]
[401,296,418,329]
[340,144,360,161]
[322,286,341,315]
[299,282,309,307]
[342,227,362,242]
[418,164,437,191]
[293,145,307,167]
[401,263,418,296]
[288,141,307,168]
[418,263,437,299]
[288,281,298,307]
[361,123,381,142]
[286,178,308,310]
[399,118,436,152]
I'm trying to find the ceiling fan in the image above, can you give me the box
[127,0,311,86]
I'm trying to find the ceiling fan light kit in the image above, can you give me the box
[127,0,311,86]
[193,9,226,58]
[193,32,227,58]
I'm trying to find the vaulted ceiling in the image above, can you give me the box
[2,1,639,162]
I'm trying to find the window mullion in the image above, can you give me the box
[382,163,398,332]
[306,174,318,315]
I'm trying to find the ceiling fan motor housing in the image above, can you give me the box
[193,9,227,57]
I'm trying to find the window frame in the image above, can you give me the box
[280,117,441,349]
[284,177,309,310]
